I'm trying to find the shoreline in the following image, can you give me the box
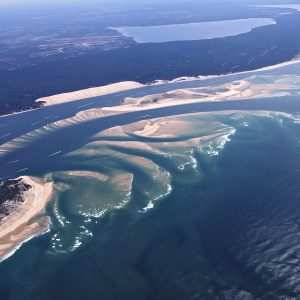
[0,176,53,261]
[35,55,300,105]
[0,56,299,120]
[36,81,145,107]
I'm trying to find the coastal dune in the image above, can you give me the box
[31,57,300,109]
[36,81,144,106]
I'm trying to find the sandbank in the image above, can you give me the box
[0,176,53,261]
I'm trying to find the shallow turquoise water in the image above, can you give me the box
[1,64,300,298]
[1,111,300,299]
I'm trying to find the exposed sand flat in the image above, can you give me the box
[133,121,161,137]
[0,57,298,121]
[131,119,192,138]
[119,74,300,112]
[31,56,299,109]
[84,115,221,156]
[101,112,238,150]
[0,176,53,260]
[2,73,298,160]
[111,173,134,195]
[93,125,127,139]
[36,81,144,106]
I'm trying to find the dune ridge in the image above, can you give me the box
[36,81,144,106]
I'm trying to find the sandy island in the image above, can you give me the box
[0,176,53,261]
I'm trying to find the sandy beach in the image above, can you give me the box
[30,56,300,111]
[36,81,144,106]
[2,65,300,161]
[0,176,53,260]
[0,56,296,121]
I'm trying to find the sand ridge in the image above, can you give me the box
[36,81,144,106]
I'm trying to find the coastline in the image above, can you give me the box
[0,56,299,121]
[1,57,299,158]
[36,81,145,107]
[154,55,300,84]
[35,57,300,106]
[0,176,53,261]
[1,57,299,263]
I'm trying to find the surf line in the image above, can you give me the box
[48,150,62,157]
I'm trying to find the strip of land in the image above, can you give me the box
[31,57,300,109]
[0,176,53,260]
[36,81,144,107]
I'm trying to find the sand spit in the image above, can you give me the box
[151,57,300,85]
[2,72,299,161]
[0,56,297,120]
[0,176,53,261]
[119,74,300,111]
[36,81,144,106]
[33,57,300,109]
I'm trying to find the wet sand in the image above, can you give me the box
[0,176,53,260]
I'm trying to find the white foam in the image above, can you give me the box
[202,127,236,157]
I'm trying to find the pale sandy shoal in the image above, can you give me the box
[0,176,53,259]
[0,56,298,121]
[124,74,300,108]
[1,72,296,161]
[44,57,300,108]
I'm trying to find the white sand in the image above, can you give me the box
[115,74,300,113]
[33,56,300,108]
[0,176,53,259]
[0,56,296,120]
[36,81,144,106]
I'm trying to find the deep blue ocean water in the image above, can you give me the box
[1,112,300,299]
[1,64,300,299]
